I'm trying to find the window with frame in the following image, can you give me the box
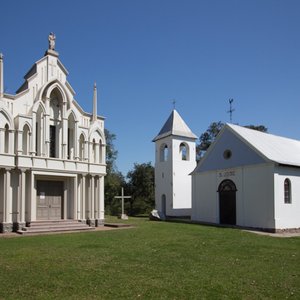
[160,144,168,162]
[179,142,189,161]
[284,178,291,204]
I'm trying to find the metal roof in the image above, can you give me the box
[152,110,197,142]
[227,123,300,167]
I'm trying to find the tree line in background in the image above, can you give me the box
[105,122,267,216]
[104,129,155,216]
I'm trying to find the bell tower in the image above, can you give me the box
[153,109,197,217]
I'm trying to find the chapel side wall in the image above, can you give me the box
[274,166,300,229]
[242,164,275,229]
[191,171,218,223]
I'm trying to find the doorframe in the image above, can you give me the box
[218,179,237,225]
[30,172,77,222]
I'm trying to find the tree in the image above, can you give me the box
[104,128,125,215]
[126,162,155,216]
[105,128,118,175]
[105,171,126,215]
[197,121,224,159]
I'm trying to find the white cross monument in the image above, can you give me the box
[114,187,131,220]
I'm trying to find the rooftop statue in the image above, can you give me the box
[48,32,56,50]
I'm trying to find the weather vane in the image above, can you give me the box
[172,99,176,109]
[227,98,235,123]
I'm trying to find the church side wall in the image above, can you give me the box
[274,166,300,229]
[241,164,275,229]
[191,171,218,223]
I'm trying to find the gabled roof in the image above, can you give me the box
[153,109,197,142]
[227,123,300,167]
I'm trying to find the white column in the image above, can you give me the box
[63,180,68,220]
[44,98,50,157]
[4,169,12,223]
[31,112,36,155]
[62,102,68,159]
[86,175,91,220]
[73,176,77,220]
[77,175,81,220]
[94,177,99,219]
[91,175,95,220]
[74,122,79,160]
[17,129,23,155]
[19,170,26,224]
[82,175,86,220]
[99,176,105,220]
[0,129,4,153]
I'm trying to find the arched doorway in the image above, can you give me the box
[218,179,237,225]
[161,194,166,215]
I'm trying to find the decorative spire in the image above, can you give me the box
[92,82,97,121]
[0,53,3,98]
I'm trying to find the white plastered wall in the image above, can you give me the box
[274,165,300,229]
[192,163,276,230]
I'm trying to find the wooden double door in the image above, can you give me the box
[37,180,64,220]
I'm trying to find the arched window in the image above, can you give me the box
[49,88,63,158]
[67,113,76,160]
[79,134,85,160]
[160,144,168,162]
[92,139,96,163]
[179,142,189,161]
[99,140,103,164]
[22,124,30,155]
[4,124,9,153]
[36,105,44,157]
[284,178,291,204]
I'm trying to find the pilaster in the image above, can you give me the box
[0,169,13,232]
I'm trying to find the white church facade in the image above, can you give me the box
[0,34,106,233]
[154,110,300,232]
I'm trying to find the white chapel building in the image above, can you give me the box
[0,34,106,233]
[154,110,300,232]
[191,123,300,232]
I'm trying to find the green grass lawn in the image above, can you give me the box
[0,217,299,299]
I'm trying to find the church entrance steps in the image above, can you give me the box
[17,220,95,235]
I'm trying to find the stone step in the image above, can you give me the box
[28,220,82,226]
[17,220,95,235]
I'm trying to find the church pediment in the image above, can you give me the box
[194,126,267,173]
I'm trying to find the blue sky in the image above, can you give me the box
[1,0,300,175]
